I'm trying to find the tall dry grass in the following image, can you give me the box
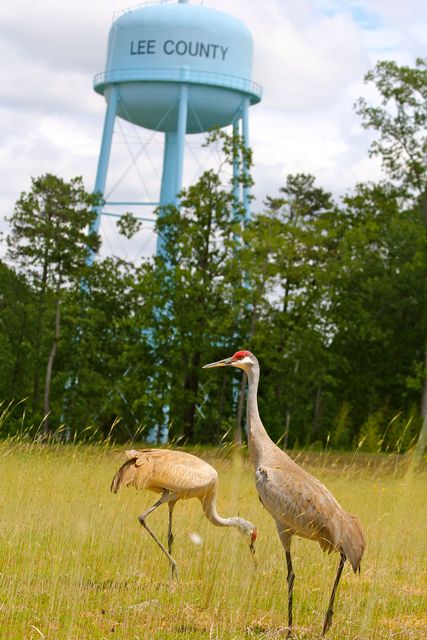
[0,440,425,639]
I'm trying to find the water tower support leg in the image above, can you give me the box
[241,96,251,222]
[91,86,119,236]
[160,132,178,206]
[174,83,189,204]
[232,118,241,206]
[157,131,178,255]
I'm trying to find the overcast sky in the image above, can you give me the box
[1,0,425,261]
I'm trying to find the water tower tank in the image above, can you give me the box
[91,0,262,258]
[94,1,261,132]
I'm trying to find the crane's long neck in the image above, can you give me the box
[245,362,276,468]
[201,490,251,532]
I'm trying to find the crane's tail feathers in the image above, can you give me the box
[110,455,139,493]
[340,512,366,573]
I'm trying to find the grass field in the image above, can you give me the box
[0,441,425,639]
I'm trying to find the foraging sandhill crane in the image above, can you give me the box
[203,351,366,637]
[111,448,257,578]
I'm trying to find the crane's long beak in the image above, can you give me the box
[202,357,233,368]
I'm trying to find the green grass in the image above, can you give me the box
[0,442,425,639]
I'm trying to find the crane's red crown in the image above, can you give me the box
[232,350,251,361]
[251,528,258,542]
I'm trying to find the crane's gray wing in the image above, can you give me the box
[255,465,344,551]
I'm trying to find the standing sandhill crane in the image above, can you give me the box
[111,448,257,579]
[203,351,366,637]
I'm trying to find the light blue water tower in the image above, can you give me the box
[92,0,262,254]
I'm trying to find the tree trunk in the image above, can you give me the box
[42,297,61,436]
[282,359,299,449]
[313,384,322,437]
[182,351,201,442]
[33,256,49,408]
[283,408,291,449]
[218,373,228,429]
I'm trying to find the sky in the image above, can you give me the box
[0,0,425,261]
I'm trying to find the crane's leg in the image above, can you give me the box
[322,552,346,636]
[167,501,177,579]
[276,524,294,638]
[138,491,179,579]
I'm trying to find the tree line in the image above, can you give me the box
[1,59,426,453]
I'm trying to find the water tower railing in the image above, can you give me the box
[113,1,178,22]
[94,67,262,102]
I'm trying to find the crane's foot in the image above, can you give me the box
[170,561,178,581]
[322,608,333,636]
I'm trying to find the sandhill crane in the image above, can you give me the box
[111,448,257,579]
[203,351,366,637]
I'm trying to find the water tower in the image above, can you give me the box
[92,0,262,255]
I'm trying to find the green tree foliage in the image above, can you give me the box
[356,57,427,456]
[326,183,427,430]
[355,58,427,208]
[357,409,384,452]
[331,402,352,450]
[0,262,37,405]
[4,174,101,433]
[55,257,156,440]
